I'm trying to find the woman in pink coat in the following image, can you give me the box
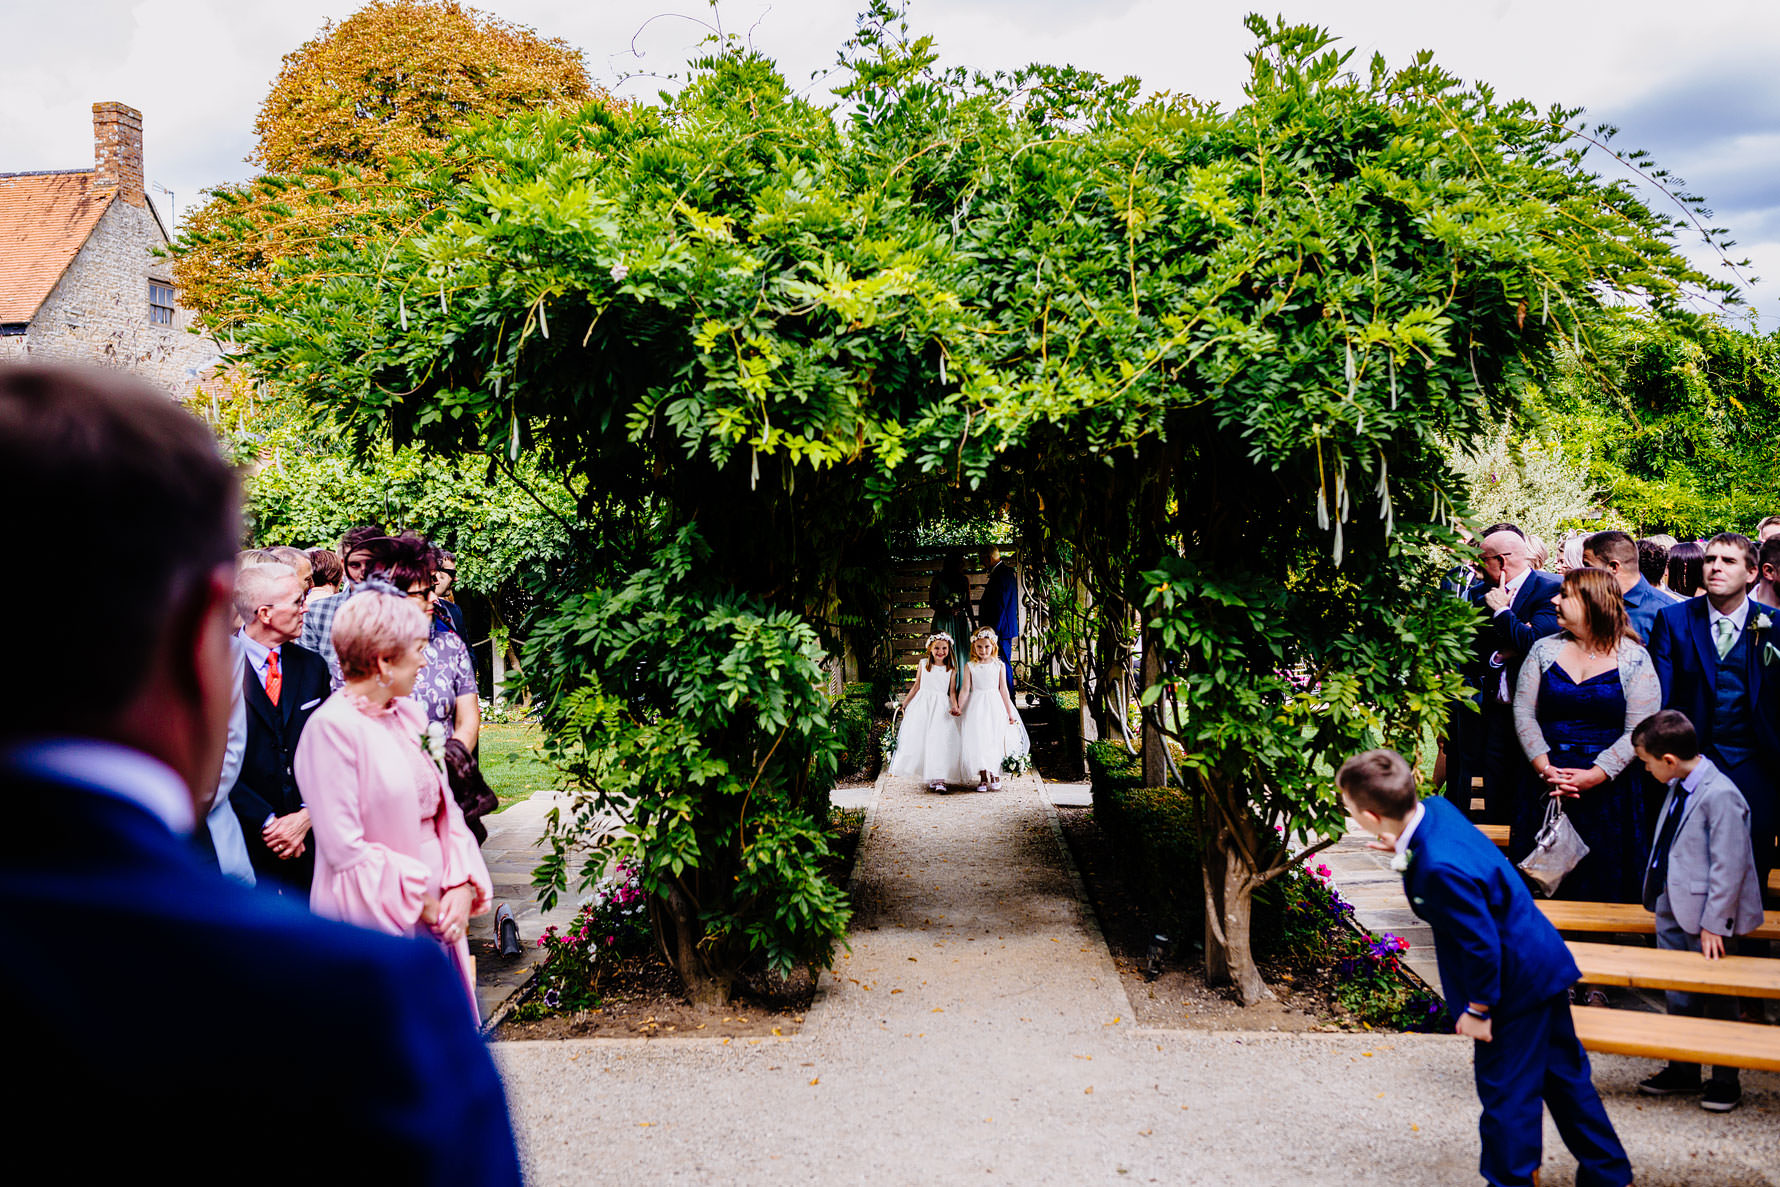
[294,584,492,1015]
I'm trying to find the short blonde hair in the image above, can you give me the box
[332,590,428,680]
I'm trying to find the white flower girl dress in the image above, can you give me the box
[959,659,1030,784]
[888,660,964,786]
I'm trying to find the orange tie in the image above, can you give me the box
[264,648,282,707]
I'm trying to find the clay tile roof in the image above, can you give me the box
[0,170,115,323]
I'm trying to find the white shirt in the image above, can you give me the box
[1707,597,1751,654]
[1493,565,1530,617]
[1393,800,1427,856]
[0,737,195,834]
[238,627,281,688]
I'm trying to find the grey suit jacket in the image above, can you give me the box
[1646,757,1765,936]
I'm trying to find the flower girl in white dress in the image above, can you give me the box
[888,633,964,793]
[958,628,1030,792]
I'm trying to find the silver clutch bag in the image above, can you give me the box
[1517,797,1589,897]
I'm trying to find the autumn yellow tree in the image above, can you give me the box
[174,0,598,330]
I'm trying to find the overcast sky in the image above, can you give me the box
[4,0,1777,329]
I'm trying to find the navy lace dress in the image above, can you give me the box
[1508,665,1651,903]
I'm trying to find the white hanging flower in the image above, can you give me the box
[418,720,449,778]
[610,262,630,282]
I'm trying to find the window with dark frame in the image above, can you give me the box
[148,281,175,325]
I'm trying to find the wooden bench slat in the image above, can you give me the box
[1571,1005,1780,1073]
[1537,901,1780,943]
[1477,824,1508,848]
[1569,942,1780,998]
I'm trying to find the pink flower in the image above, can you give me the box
[605,934,616,946]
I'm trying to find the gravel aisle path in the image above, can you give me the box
[495,774,1777,1185]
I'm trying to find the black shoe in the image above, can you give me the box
[495,902,523,958]
[1637,1066,1702,1096]
[1701,1081,1742,1112]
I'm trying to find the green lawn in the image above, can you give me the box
[478,722,559,811]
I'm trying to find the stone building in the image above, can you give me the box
[0,102,218,393]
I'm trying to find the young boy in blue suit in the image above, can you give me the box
[1337,749,1633,1187]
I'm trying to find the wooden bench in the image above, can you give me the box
[1478,823,1508,848]
[1571,1005,1780,1073]
[1538,900,1780,943]
[1568,942,1780,998]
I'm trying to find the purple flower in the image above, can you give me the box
[542,988,561,1009]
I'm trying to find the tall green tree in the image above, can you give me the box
[230,6,1725,1004]
[1530,313,1780,536]
[172,0,599,331]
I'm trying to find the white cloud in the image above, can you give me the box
[3,0,1777,326]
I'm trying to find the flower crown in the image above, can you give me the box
[971,627,998,644]
[925,631,954,647]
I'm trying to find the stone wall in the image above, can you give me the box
[19,197,217,395]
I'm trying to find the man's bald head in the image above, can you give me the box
[1480,530,1530,585]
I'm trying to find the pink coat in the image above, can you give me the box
[293,692,492,1013]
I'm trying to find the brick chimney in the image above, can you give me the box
[93,102,145,206]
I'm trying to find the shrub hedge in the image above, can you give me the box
[830,693,874,772]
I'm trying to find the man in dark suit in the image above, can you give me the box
[0,365,520,1182]
[977,547,1020,693]
[1648,532,1779,882]
[1447,526,1562,823]
[232,560,332,896]
[1340,750,1631,1187]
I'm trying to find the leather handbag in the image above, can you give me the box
[443,738,500,845]
[1517,797,1589,897]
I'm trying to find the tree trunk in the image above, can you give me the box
[1139,621,1166,786]
[1219,856,1271,1005]
[1202,815,1230,986]
[653,884,733,1007]
[1200,794,1273,1004]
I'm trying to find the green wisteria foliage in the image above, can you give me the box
[230,6,1723,1001]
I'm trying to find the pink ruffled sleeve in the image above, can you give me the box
[295,706,432,935]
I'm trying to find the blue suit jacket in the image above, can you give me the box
[1622,576,1667,645]
[1646,595,1777,753]
[979,561,1020,639]
[0,773,521,1184]
[1403,795,1578,1018]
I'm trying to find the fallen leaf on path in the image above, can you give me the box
[1084,1087,1094,1095]
[809,1078,820,1086]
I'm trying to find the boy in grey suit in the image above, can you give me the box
[1631,710,1767,1112]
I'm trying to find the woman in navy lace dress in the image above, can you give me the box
[1510,567,1660,903]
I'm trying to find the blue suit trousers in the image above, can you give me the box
[1472,993,1630,1186]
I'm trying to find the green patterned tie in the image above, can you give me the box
[1714,616,1735,659]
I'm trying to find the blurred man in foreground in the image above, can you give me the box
[0,365,519,1184]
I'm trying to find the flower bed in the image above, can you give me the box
[1082,746,1443,1032]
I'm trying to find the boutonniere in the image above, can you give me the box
[1390,849,1413,874]
[417,720,449,778]
[1751,612,1773,634]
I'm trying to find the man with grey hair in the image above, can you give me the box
[231,562,330,896]
[1447,527,1562,822]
